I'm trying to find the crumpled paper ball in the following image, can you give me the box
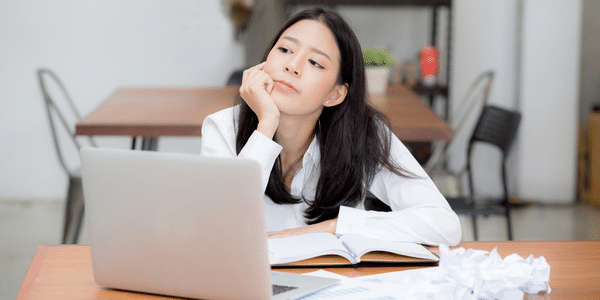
[405,245,551,300]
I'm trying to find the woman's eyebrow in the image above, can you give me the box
[281,35,332,61]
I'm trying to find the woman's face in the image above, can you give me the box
[263,19,346,119]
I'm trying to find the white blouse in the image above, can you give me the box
[201,106,461,246]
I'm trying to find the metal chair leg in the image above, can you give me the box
[62,177,85,244]
[471,215,478,241]
[141,137,158,151]
[506,208,513,240]
[501,162,514,241]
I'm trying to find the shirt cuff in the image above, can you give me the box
[335,206,367,235]
[239,131,282,191]
[240,130,282,160]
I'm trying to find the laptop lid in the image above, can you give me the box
[80,147,337,300]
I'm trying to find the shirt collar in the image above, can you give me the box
[303,134,320,167]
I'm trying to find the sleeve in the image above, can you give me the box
[200,107,282,192]
[335,129,462,246]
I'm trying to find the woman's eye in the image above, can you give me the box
[309,59,324,69]
[278,47,291,54]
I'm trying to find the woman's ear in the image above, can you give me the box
[324,83,349,107]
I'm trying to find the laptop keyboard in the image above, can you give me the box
[273,284,298,295]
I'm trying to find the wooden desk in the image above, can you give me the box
[17,241,600,299]
[76,84,452,150]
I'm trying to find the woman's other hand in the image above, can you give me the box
[267,219,338,238]
[239,62,280,139]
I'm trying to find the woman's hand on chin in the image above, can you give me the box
[267,219,338,238]
[239,62,280,139]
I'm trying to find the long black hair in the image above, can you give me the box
[235,8,413,224]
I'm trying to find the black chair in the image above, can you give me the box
[446,105,522,241]
[226,69,245,86]
[37,68,96,244]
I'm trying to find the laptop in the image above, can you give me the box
[80,147,338,300]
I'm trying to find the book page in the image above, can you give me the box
[267,232,354,264]
[339,234,436,260]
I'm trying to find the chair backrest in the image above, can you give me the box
[468,105,522,158]
[465,105,521,202]
[425,71,495,173]
[37,68,96,177]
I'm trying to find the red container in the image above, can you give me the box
[420,46,439,85]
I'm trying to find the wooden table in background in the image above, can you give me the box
[75,84,452,150]
[17,241,600,299]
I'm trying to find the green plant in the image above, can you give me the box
[362,48,395,67]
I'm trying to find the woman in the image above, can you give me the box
[201,8,461,246]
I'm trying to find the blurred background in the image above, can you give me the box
[2,0,599,298]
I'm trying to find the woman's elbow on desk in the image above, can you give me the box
[413,206,462,246]
[443,212,463,246]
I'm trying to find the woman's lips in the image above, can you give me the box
[273,80,299,94]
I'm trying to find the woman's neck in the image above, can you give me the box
[275,114,318,190]
[277,113,318,155]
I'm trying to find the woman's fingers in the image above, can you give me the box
[241,71,272,97]
[241,67,259,87]
[239,63,279,122]
[238,62,280,138]
[264,76,274,94]
[241,64,261,88]
[241,63,272,95]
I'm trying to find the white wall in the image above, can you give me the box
[516,0,582,203]
[0,0,244,200]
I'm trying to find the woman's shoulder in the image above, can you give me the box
[201,105,242,139]
[204,105,240,127]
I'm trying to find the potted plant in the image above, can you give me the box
[363,48,395,95]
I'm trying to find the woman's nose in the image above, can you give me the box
[285,57,302,76]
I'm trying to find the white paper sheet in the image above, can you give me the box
[300,270,404,300]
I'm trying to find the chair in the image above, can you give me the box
[425,71,495,183]
[226,68,245,86]
[37,68,96,244]
[445,105,522,240]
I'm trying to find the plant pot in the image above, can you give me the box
[365,67,391,95]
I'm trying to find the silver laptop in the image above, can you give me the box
[80,147,338,300]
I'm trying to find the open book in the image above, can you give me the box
[268,232,439,267]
